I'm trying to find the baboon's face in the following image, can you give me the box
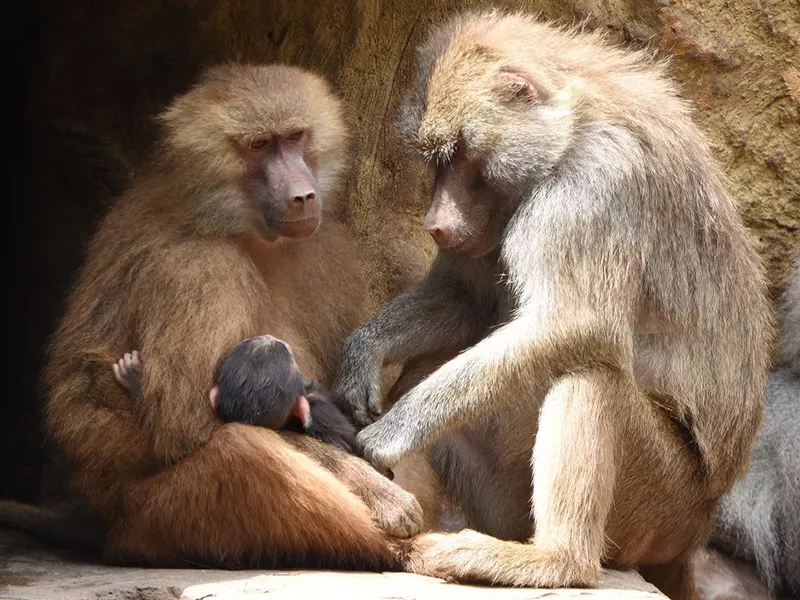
[160,64,348,241]
[405,58,574,258]
[239,128,321,240]
[423,141,515,258]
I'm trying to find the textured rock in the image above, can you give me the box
[0,531,665,600]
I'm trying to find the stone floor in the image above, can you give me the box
[0,530,666,600]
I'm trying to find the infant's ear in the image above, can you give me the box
[209,385,220,409]
[293,396,312,428]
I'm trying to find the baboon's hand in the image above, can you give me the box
[371,484,424,539]
[335,336,383,427]
[355,405,420,471]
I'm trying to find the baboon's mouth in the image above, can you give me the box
[449,237,481,254]
[278,216,320,239]
[282,217,317,223]
[450,236,496,259]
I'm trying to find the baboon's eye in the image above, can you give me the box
[472,171,488,190]
[499,70,538,102]
[285,130,305,142]
[249,137,270,150]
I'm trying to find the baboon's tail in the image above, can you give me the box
[0,499,105,552]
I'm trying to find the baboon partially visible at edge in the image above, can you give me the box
[696,250,800,600]
[335,13,771,599]
[0,64,423,569]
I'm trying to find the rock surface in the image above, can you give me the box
[0,531,665,600]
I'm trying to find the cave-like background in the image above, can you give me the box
[6,0,799,503]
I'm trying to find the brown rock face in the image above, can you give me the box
[7,0,798,500]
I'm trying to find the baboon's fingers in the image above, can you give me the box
[370,487,423,538]
[350,389,378,427]
[367,393,383,418]
[354,416,411,471]
[351,405,373,428]
[408,530,598,587]
[112,362,122,385]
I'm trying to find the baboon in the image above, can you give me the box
[113,337,357,453]
[696,250,800,599]
[336,13,771,598]
[777,251,800,377]
[0,64,423,569]
[693,548,771,600]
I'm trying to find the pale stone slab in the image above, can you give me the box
[0,530,665,600]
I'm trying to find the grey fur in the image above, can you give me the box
[713,249,800,597]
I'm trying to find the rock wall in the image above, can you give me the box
[6,0,798,501]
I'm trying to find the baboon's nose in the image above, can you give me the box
[423,201,454,247]
[424,217,454,246]
[427,226,449,246]
[289,189,316,207]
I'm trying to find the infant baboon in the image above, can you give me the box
[336,12,770,599]
[113,336,356,453]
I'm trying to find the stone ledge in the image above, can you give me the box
[0,530,666,599]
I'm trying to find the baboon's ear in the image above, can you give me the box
[293,396,312,428]
[498,69,538,102]
[209,386,220,409]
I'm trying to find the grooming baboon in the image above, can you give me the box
[336,13,771,598]
[113,337,357,453]
[0,64,423,569]
[696,250,800,599]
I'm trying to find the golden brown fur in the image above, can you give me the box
[10,64,423,569]
[336,12,771,599]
